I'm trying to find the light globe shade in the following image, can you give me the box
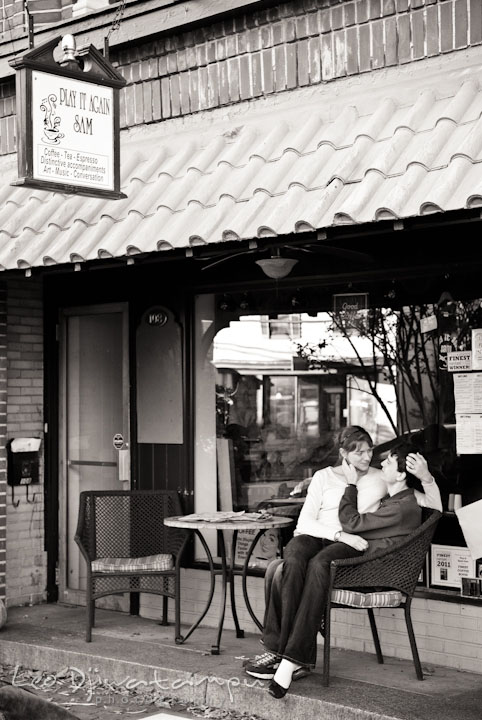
[255,257,298,279]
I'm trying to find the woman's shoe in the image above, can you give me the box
[268,679,288,699]
[244,652,280,679]
[292,666,311,681]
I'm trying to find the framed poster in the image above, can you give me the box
[431,544,476,588]
[234,528,280,569]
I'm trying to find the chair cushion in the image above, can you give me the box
[332,588,403,608]
[92,554,174,573]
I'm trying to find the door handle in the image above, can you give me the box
[118,448,130,482]
[68,459,117,467]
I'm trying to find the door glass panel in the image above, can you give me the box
[65,311,125,592]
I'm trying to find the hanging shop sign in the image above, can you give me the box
[332,292,369,314]
[9,35,126,199]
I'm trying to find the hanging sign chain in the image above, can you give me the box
[107,0,126,40]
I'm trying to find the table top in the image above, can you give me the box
[164,512,294,531]
[258,497,305,506]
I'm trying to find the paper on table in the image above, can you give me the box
[181,512,245,522]
[455,499,482,559]
[180,511,273,523]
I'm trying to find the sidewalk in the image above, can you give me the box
[0,603,480,720]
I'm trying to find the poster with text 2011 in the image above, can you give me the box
[431,544,476,588]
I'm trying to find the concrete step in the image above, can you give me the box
[0,604,480,720]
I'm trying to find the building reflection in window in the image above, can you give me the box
[213,312,396,512]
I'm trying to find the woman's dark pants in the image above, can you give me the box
[262,535,361,666]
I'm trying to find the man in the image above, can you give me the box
[339,444,432,551]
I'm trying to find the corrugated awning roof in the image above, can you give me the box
[1,56,482,272]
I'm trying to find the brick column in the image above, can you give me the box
[6,278,46,607]
[0,283,7,602]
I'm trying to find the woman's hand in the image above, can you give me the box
[290,477,311,497]
[339,531,368,551]
[406,452,432,483]
[342,458,358,485]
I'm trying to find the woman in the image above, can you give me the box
[244,425,441,698]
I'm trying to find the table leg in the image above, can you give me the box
[241,528,265,631]
[211,530,228,654]
[229,530,245,639]
[175,529,216,646]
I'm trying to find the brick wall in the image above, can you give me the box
[0,79,15,157]
[6,278,46,607]
[140,570,482,674]
[108,0,482,126]
[0,0,72,33]
[332,598,482,674]
[0,0,25,35]
[27,0,73,26]
[1,0,482,153]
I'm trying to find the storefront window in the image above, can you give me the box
[211,310,397,512]
[195,290,482,591]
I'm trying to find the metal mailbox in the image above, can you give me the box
[7,438,41,486]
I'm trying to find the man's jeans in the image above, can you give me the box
[262,535,361,666]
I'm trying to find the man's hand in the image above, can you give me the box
[338,531,368,551]
[406,452,433,483]
[342,458,358,485]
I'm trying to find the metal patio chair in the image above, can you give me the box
[323,508,442,686]
[75,489,190,642]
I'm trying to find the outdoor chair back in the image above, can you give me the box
[75,489,189,642]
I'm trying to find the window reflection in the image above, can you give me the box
[213,312,396,512]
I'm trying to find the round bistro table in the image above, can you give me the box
[164,512,293,654]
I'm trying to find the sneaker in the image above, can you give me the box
[244,652,280,679]
[242,651,273,668]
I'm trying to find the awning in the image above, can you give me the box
[1,56,482,272]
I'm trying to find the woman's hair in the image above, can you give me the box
[338,426,373,453]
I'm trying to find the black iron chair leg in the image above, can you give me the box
[160,595,169,625]
[322,604,331,687]
[86,591,94,643]
[175,565,182,643]
[404,601,424,680]
[367,608,384,664]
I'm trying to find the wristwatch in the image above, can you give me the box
[334,530,342,541]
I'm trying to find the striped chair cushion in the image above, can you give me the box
[92,554,174,573]
[332,589,403,608]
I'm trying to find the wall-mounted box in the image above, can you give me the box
[7,438,41,486]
